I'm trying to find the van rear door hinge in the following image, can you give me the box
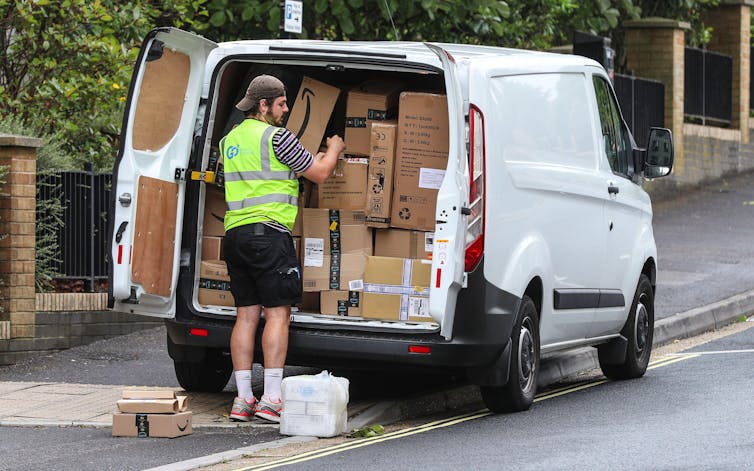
[174,168,215,183]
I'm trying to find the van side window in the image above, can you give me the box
[593,76,629,176]
[494,73,595,169]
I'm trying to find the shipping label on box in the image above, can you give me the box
[286,76,341,153]
[374,229,433,259]
[361,256,434,322]
[318,155,369,211]
[112,411,193,438]
[203,186,227,237]
[302,209,372,292]
[198,259,234,306]
[366,121,398,227]
[390,92,449,231]
[345,82,401,155]
[320,290,362,316]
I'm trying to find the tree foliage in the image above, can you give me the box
[0,0,726,172]
[0,0,205,171]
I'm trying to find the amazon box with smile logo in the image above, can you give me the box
[285,76,341,153]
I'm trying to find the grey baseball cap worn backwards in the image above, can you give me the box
[236,75,286,111]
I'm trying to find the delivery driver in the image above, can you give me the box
[221,75,344,422]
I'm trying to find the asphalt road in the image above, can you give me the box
[653,171,754,318]
[255,322,754,471]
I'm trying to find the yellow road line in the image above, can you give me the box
[235,353,698,470]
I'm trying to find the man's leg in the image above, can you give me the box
[231,305,261,400]
[260,305,291,369]
[255,305,290,422]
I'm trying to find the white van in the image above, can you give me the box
[108,28,674,412]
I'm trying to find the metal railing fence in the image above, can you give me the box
[37,165,111,290]
[685,47,732,125]
[614,73,665,148]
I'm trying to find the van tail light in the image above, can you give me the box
[465,105,485,272]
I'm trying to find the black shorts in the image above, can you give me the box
[223,223,302,308]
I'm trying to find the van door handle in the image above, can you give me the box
[607,185,620,195]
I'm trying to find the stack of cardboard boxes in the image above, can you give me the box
[199,75,449,323]
[112,390,192,438]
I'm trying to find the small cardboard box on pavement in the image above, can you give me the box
[112,390,192,438]
[285,76,341,153]
[361,255,434,322]
[280,370,350,438]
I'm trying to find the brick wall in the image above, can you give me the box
[703,1,751,141]
[0,136,162,366]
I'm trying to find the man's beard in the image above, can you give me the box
[265,109,284,126]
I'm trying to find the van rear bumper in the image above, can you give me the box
[165,316,509,370]
[167,261,520,374]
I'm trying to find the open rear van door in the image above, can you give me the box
[109,28,217,318]
[425,44,469,339]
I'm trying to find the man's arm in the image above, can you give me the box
[301,135,345,184]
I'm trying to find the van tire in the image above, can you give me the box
[481,295,540,413]
[173,349,232,392]
[598,274,654,380]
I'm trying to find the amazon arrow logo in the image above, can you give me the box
[294,87,316,139]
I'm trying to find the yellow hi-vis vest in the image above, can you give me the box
[220,119,298,232]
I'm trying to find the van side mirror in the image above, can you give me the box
[643,127,673,179]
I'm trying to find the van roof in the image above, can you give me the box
[216,39,599,69]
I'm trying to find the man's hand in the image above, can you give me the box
[302,134,345,184]
[326,135,346,155]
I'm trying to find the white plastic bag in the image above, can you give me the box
[279,370,350,437]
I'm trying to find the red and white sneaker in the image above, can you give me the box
[254,396,282,423]
[229,396,257,422]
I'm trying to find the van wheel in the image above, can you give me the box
[481,295,540,413]
[599,274,654,380]
[173,349,232,392]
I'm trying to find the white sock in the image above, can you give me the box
[263,368,284,402]
[234,370,254,402]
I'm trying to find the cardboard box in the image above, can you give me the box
[201,236,223,261]
[318,155,369,210]
[295,291,320,312]
[286,76,340,153]
[292,178,317,237]
[198,259,234,307]
[117,390,189,414]
[366,121,398,227]
[361,256,433,322]
[374,229,433,259]
[302,209,372,292]
[320,290,362,316]
[112,411,193,438]
[345,81,401,155]
[391,92,449,231]
[203,186,227,237]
